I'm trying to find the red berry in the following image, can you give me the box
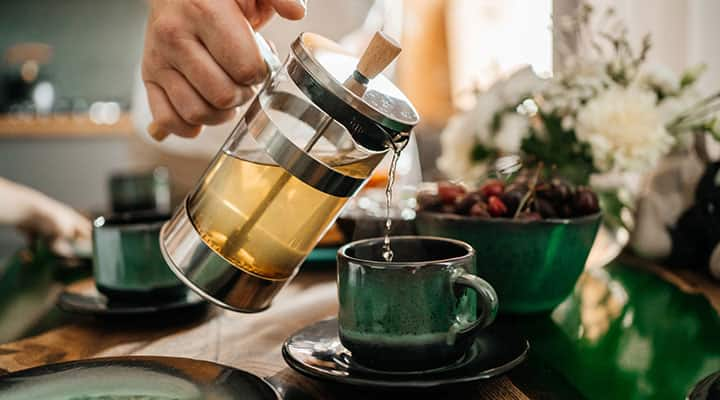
[487,196,508,217]
[537,179,571,203]
[500,190,525,215]
[416,192,443,212]
[454,191,483,215]
[438,182,466,205]
[480,180,504,198]
[470,202,490,218]
[558,204,573,218]
[534,198,557,218]
[573,187,600,216]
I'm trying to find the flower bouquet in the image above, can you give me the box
[438,4,720,234]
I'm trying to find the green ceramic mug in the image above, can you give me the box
[93,212,185,302]
[337,236,498,371]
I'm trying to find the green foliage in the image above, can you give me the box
[471,144,496,162]
[680,64,707,89]
[705,117,720,140]
[490,112,503,133]
[712,128,720,142]
[521,113,596,185]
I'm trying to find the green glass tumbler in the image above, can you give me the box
[93,212,185,302]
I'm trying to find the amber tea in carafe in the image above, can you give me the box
[189,150,382,281]
[159,32,419,312]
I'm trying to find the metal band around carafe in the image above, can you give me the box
[243,93,367,197]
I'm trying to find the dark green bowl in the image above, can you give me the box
[415,211,601,314]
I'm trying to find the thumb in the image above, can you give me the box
[270,0,306,20]
[49,237,75,258]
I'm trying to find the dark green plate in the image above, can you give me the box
[0,356,280,399]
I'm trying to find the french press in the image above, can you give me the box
[159,32,419,312]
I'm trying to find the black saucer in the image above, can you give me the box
[0,356,279,399]
[57,283,209,318]
[282,318,529,388]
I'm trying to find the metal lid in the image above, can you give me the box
[289,33,419,137]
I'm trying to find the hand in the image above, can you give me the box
[142,0,306,141]
[0,178,91,257]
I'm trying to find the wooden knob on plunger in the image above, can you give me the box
[344,31,401,97]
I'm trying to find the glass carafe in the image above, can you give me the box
[159,32,419,312]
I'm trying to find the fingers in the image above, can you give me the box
[46,204,91,257]
[234,0,276,29]
[188,0,267,85]
[233,0,306,28]
[156,67,237,126]
[164,37,250,110]
[73,217,92,240]
[145,81,202,139]
[14,189,92,258]
[141,0,306,141]
[50,238,75,258]
[269,0,307,20]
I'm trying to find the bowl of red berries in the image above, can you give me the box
[415,175,601,314]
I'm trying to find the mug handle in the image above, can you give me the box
[449,270,499,342]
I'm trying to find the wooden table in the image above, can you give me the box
[1,248,719,399]
[0,266,529,399]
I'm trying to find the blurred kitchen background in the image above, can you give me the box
[1,0,719,256]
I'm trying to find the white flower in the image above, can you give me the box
[563,61,609,90]
[658,89,703,147]
[589,171,642,198]
[498,66,546,106]
[658,89,701,124]
[540,62,608,118]
[437,115,483,181]
[576,87,674,172]
[637,64,679,96]
[436,69,539,181]
[470,90,502,144]
[494,113,529,153]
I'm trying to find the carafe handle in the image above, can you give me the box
[252,32,283,87]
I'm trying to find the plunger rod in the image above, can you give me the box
[221,115,333,259]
